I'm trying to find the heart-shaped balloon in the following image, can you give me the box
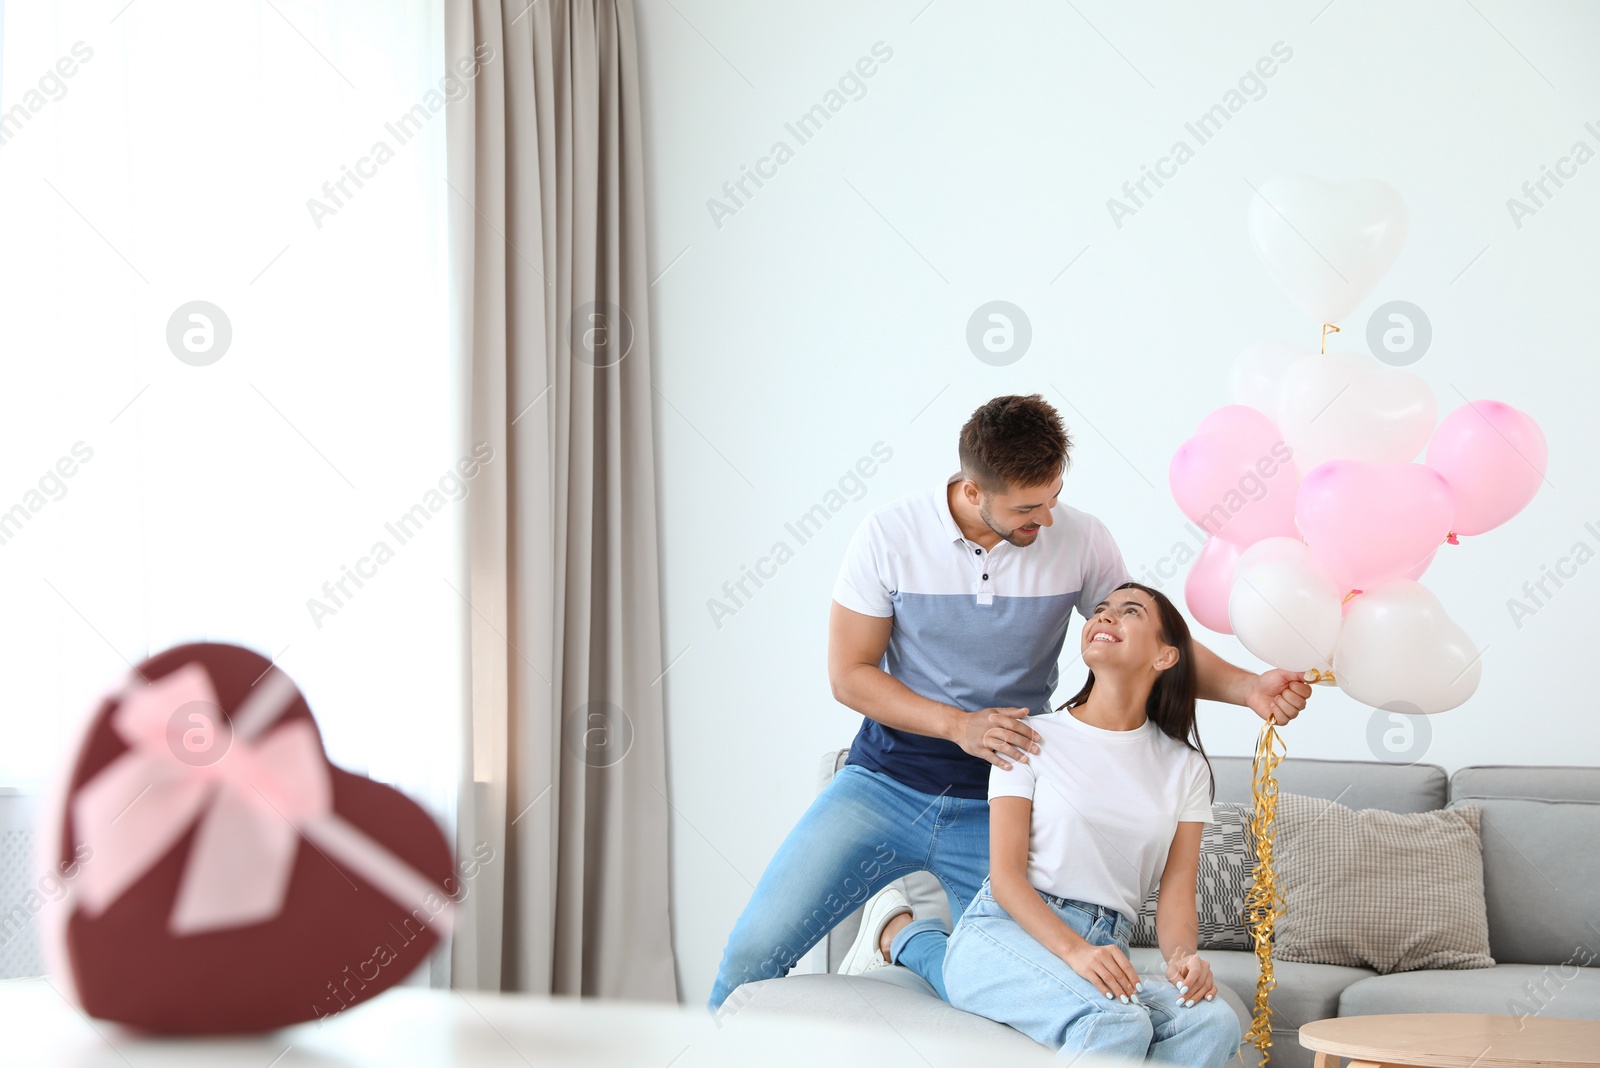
[1297,460,1454,594]
[1168,406,1299,547]
[1233,535,1314,578]
[1406,548,1437,581]
[1230,341,1310,419]
[1247,174,1409,324]
[1426,400,1548,536]
[1334,581,1482,714]
[1228,539,1342,674]
[1292,460,1459,591]
[48,643,457,1033]
[1342,547,1437,615]
[1185,537,1240,635]
[1277,352,1437,472]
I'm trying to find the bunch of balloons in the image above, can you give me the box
[1169,175,1548,716]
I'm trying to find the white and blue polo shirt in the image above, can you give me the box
[831,471,1133,800]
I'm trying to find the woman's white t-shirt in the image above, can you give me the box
[988,708,1214,921]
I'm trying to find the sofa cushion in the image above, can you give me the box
[1457,796,1600,965]
[1130,802,1255,951]
[1210,755,1448,813]
[728,972,1044,1050]
[735,968,1251,1057]
[1130,946,1372,1068]
[1130,946,1375,1034]
[1338,963,1600,1020]
[1451,765,1600,803]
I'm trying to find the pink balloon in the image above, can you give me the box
[1426,400,1547,536]
[1405,547,1437,581]
[1341,550,1437,616]
[1185,537,1240,634]
[1297,460,1455,593]
[1169,405,1299,547]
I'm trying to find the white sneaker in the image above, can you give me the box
[839,885,912,976]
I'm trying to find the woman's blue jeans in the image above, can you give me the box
[708,764,987,1011]
[943,876,1242,1064]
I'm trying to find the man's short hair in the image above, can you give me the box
[957,394,1071,495]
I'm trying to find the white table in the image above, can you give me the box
[0,977,1102,1067]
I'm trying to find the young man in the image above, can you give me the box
[706,394,1310,1011]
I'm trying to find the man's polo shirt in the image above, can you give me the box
[831,471,1133,800]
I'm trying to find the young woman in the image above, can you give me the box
[941,582,1242,1064]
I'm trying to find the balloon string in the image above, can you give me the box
[1320,323,1340,353]
[1243,721,1287,1066]
[1340,589,1362,606]
[1302,667,1337,685]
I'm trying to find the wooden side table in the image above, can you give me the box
[1299,1013,1600,1068]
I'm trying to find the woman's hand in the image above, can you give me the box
[1165,949,1218,1006]
[1062,940,1142,1002]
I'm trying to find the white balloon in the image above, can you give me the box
[1229,553,1342,674]
[1248,174,1409,325]
[1334,581,1481,714]
[1276,351,1437,471]
[1232,536,1315,589]
[1230,341,1309,418]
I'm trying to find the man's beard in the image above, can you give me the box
[979,501,1038,548]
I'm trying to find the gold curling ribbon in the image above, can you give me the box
[1240,669,1333,1064]
[1320,323,1340,353]
[1242,719,1287,1066]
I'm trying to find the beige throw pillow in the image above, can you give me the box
[1272,792,1494,974]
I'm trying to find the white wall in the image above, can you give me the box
[634,0,1600,1007]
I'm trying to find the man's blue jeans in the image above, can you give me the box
[707,763,987,1011]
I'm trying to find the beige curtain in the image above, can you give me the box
[443,0,677,1000]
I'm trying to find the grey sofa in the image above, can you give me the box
[729,750,1600,1068]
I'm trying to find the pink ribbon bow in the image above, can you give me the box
[71,663,450,936]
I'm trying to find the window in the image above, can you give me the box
[0,0,461,824]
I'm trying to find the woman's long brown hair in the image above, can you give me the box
[1057,581,1215,800]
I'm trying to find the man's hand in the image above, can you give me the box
[955,707,1040,770]
[1246,668,1312,726]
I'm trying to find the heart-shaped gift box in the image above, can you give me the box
[47,642,455,1033]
